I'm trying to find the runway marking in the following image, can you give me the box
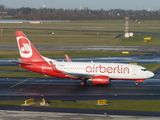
[10,79,28,88]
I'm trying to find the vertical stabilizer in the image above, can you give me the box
[15,31,45,63]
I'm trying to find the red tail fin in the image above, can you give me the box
[15,31,44,63]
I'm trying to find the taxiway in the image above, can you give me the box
[0,53,160,101]
[1,44,160,52]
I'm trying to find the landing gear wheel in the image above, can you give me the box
[80,80,87,86]
[135,82,138,86]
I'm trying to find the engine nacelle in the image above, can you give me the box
[91,76,110,84]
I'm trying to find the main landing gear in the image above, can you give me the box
[80,79,87,86]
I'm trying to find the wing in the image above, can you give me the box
[64,72,94,79]
[49,61,105,79]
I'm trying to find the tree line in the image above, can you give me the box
[0,5,160,20]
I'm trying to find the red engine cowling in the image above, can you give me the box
[91,76,110,84]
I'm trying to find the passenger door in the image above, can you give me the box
[133,67,137,75]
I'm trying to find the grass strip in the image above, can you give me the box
[46,100,160,112]
[0,71,47,78]
[140,63,160,72]
[1,100,160,112]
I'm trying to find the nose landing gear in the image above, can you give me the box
[135,79,145,86]
[135,82,139,86]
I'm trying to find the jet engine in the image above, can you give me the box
[91,76,110,84]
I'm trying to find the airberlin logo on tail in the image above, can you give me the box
[17,37,32,58]
[21,43,30,53]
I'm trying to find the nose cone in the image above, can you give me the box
[148,71,154,78]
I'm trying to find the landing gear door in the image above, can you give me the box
[133,67,137,75]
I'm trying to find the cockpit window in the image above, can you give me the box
[141,69,148,71]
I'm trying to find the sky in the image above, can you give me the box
[1,0,160,10]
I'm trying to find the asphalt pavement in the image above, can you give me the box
[1,44,160,52]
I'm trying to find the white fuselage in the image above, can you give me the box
[49,60,154,80]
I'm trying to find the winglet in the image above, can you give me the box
[65,54,72,62]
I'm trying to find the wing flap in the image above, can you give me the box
[63,72,93,79]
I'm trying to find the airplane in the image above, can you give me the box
[15,31,154,86]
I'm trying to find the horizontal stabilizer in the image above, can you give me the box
[14,62,32,65]
[10,58,32,65]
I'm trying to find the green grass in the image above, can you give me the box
[46,100,160,112]
[140,63,160,72]
[0,66,23,70]
[1,100,160,112]
[120,34,160,46]
[0,71,47,78]
[0,50,19,59]
[0,101,23,105]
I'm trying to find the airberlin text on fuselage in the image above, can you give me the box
[86,65,129,74]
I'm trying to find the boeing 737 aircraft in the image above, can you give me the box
[15,31,154,86]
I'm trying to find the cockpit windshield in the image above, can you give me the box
[141,69,148,71]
